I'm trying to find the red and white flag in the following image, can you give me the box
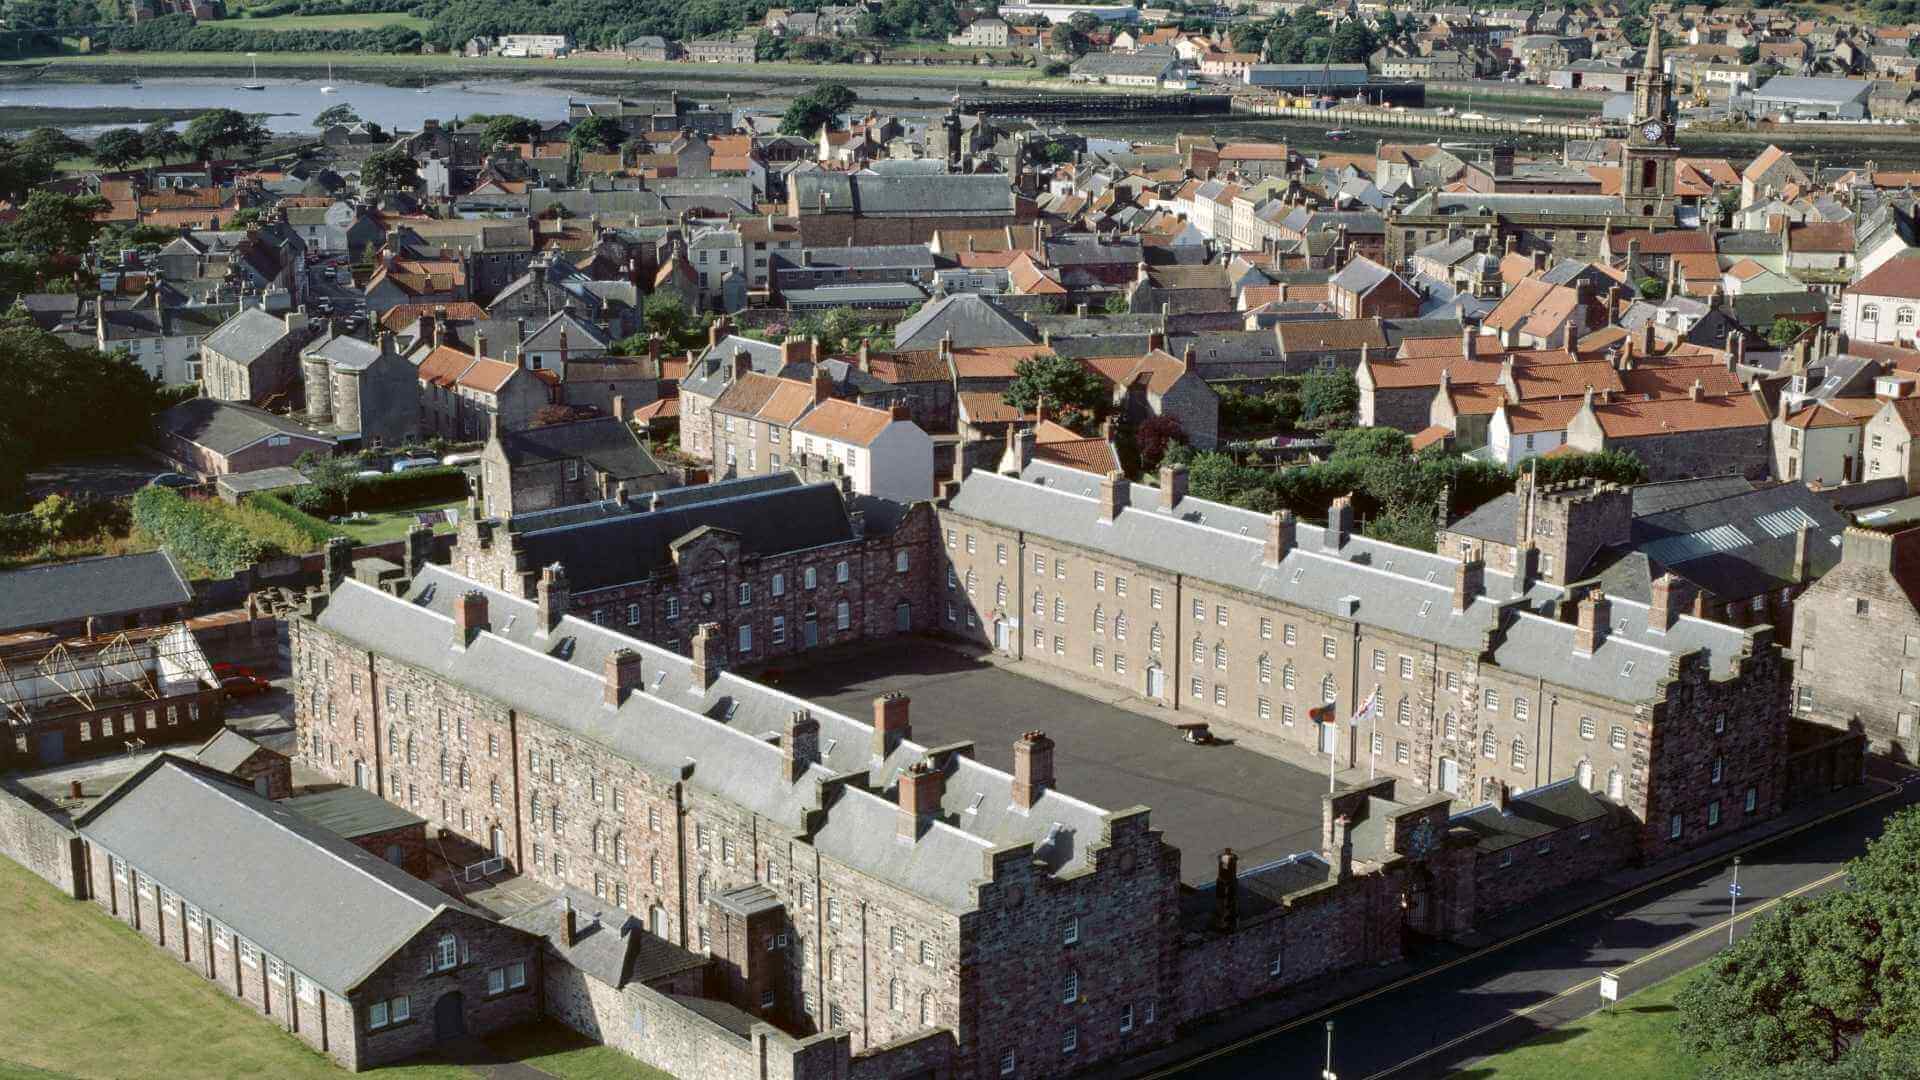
[1350,686,1380,730]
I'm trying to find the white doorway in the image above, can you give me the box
[1439,757,1460,795]
[1318,721,1339,755]
[994,619,1010,652]
[1146,665,1166,700]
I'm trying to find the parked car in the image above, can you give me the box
[441,451,484,467]
[391,456,440,473]
[211,662,258,680]
[147,472,197,488]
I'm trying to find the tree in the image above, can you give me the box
[644,291,691,339]
[1742,43,1762,64]
[181,109,271,160]
[780,82,858,136]
[313,103,361,129]
[1637,275,1666,299]
[90,128,146,171]
[18,126,88,165]
[1049,22,1090,55]
[1768,315,1810,346]
[481,114,541,151]
[1102,291,1131,315]
[1136,415,1186,472]
[568,115,627,154]
[140,120,186,165]
[1003,353,1108,427]
[360,147,420,198]
[8,192,108,253]
[0,140,56,205]
[0,325,161,509]
[1328,20,1376,62]
[1300,369,1359,421]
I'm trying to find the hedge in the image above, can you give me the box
[131,486,272,577]
[246,491,344,549]
[351,465,469,512]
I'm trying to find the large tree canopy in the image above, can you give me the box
[779,83,858,137]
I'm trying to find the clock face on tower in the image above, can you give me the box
[1641,120,1664,143]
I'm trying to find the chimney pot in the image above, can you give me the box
[784,709,820,783]
[603,648,643,709]
[898,759,945,840]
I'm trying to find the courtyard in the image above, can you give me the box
[770,642,1330,886]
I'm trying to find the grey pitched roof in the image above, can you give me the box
[1623,481,1849,599]
[892,294,1039,352]
[500,476,853,592]
[305,331,381,372]
[189,728,272,774]
[76,757,471,995]
[775,245,938,272]
[0,550,192,634]
[953,462,1755,703]
[685,335,787,399]
[311,563,1112,914]
[793,173,1013,217]
[202,306,291,362]
[1451,778,1616,852]
[498,417,662,484]
[502,891,705,989]
[155,399,334,456]
[284,786,427,840]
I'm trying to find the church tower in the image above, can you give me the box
[1621,17,1679,217]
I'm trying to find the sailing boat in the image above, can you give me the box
[320,60,336,93]
[239,53,265,91]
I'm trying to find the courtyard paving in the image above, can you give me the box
[769,642,1329,885]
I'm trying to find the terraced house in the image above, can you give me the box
[934,458,1791,862]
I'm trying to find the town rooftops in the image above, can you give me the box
[498,417,664,484]
[0,550,193,635]
[202,306,293,362]
[309,563,1115,914]
[793,397,899,446]
[947,460,1757,703]
[76,756,475,996]
[892,293,1039,352]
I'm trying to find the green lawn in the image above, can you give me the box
[227,12,431,31]
[0,856,672,1079]
[326,497,467,546]
[1458,971,1708,1080]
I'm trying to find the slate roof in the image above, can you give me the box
[1451,778,1615,852]
[189,728,271,774]
[305,331,381,372]
[503,891,705,989]
[0,550,192,634]
[951,461,1754,703]
[284,786,427,840]
[892,294,1039,352]
[76,757,475,995]
[310,563,1114,914]
[499,417,663,483]
[156,399,335,456]
[202,306,291,362]
[1619,480,1849,599]
[792,173,1014,217]
[500,476,857,591]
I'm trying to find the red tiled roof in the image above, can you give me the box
[794,397,896,446]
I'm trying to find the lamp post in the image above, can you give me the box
[1322,1020,1338,1080]
[1728,856,1743,947]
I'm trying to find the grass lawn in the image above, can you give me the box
[228,12,431,31]
[0,856,673,1080]
[325,497,467,546]
[1458,970,1708,1080]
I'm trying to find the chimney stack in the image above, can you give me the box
[1159,463,1188,509]
[403,523,434,581]
[1574,590,1610,655]
[603,648,643,709]
[324,536,353,591]
[1793,525,1812,583]
[1212,849,1239,932]
[454,589,489,648]
[537,563,569,635]
[1098,471,1129,523]
[1325,495,1354,551]
[1513,543,1539,596]
[1495,780,1511,814]
[1012,730,1055,811]
[691,622,723,690]
[897,760,944,841]
[784,709,820,783]
[561,898,576,947]
[1331,815,1354,882]
[1454,557,1484,612]
[1265,509,1297,567]
[873,693,911,762]
[1649,572,1680,633]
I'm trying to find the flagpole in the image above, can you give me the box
[1369,689,1377,780]
[1329,735,1336,793]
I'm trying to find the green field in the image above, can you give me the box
[227,12,431,31]
[325,497,467,546]
[0,855,668,1079]
[1457,971,1707,1080]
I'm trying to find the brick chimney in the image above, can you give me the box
[454,589,489,648]
[1098,471,1129,523]
[1264,509,1296,567]
[897,760,944,841]
[1182,343,1197,372]
[1325,495,1353,550]
[1454,557,1484,612]
[781,336,813,367]
[708,315,732,349]
[1160,463,1188,509]
[1212,848,1239,932]
[537,563,569,636]
[784,709,820,783]
[1012,730,1055,811]
[561,897,576,946]
[872,693,911,761]
[1146,329,1167,353]
[1331,815,1353,882]
[730,347,752,382]
[1574,590,1610,655]
[812,365,834,404]
[603,648,643,709]
[1649,572,1680,633]
[691,622,723,690]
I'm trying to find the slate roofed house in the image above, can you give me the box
[199,306,315,407]
[190,727,292,800]
[890,293,1040,352]
[480,415,670,518]
[0,550,193,636]
[75,756,543,1072]
[155,398,337,478]
[1329,256,1422,320]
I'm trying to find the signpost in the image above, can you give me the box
[1728,857,1744,946]
[1599,970,1619,1013]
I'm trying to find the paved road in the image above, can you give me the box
[1149,770,1920,1080]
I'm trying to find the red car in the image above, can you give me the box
[219,673,273,697]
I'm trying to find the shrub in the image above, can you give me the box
[246,491,343,548]
[348,466,468,512]
[131,486,272,577]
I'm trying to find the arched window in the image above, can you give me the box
[1900,308,1916,326]
[1150,624,1163,651]
[1115,612,1129,640]
[1640,158,1657,191]
[1511,737,1529,771]
[1321,674,1336,703]
[1093,605,1106,633]
[1576,759,1594,790]
[995,580,1007,607]
[698,874,709,903]
[614,832,627,865]
[919,991,931,1025]
[1214,643,1228,670]
[1192,637,1204,664]
[836,599,851,630]
[405,734,416,765]
[1607,767,1623,800]
[1054,597,1066,622]
[1864,303,1882,322]
[1482,730,1497,759]
[1032,590,1044,615]
[1258,654,1273,684]
[590,823,602,856]
[964,569,976,595]
[889,978,902,1012]
[1283,663,1297,690]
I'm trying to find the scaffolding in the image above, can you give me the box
[0,624,215,730]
